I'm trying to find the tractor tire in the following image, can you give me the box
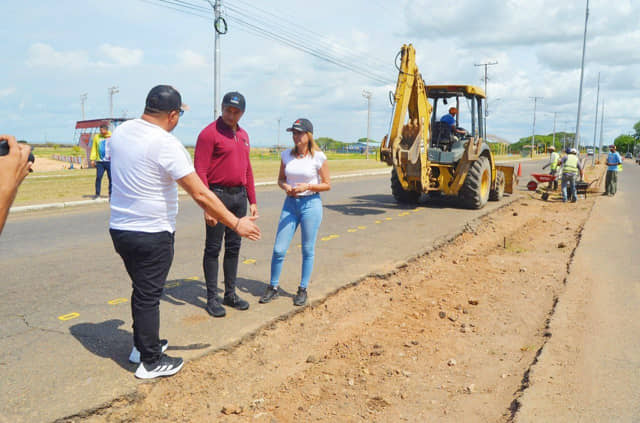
[489,169,505,201]
[459,156,491,209]
[391,168,420,204]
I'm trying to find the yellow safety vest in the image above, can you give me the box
[563,155,578,174]
[550,152,560,170]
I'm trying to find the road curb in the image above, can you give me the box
[10,169,391,214]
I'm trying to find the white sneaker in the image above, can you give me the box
[134,354,183,379]
[129,339,168,364]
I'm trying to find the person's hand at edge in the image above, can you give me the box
[235,216,261,240]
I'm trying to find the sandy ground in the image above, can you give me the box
[31,157,79,172]
[57,181,598,422]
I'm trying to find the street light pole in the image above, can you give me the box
[597,100,605,164]
[474,61,498,139]
[574,0,590,151]
[362,90,372,159]
[552,112,557,149]
[80,93,88,120]
[529,96,543,158]
[591,72,600,164]
[207,0,224,119]
[108,86,119,119]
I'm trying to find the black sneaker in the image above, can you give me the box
[129,339,169,364]
[293,287,307,306]
[134,354,183,379]
[206,299,226,318]
[223,293,249,310]
[259,285,279,304]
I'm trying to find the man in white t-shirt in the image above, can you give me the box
[109,85,261,379]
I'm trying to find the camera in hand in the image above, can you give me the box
[0,140,36,171]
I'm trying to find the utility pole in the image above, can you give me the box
[362,89,372,159]
[597,100,605,164]
[474,61,498,139]
[552,112,557,150]
[80,93,88,120]
[591,72,600,163]
[574,0,590,150]
[529,96,543,158]
[207,0,226,119]
[108,86,119,119]
[277,117,281,151]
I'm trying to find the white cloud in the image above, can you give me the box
[99,43,143,66]
[26,43,90,69]
[0,87,15,98]
[177,49,207,66]
[26,42,143,69]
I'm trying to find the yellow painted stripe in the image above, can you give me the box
[165,281,181,288]
[375,220,382,224]
[107,298,128,305]
[243,259,256,264]
[347,229,357,233]
[398,212,410,216]
[186,276,200,281]
[357,226,367,230]
[58,312,80,321]
[385,217,392,221]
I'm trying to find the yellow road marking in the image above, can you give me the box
[243,259,256,264]
[398,212,410,216]
[375,220,382,224]
[357,226,367,230]
[385,217,392,221]
[321,234,340,241]
[186,276,200,281]
[165,281,181,288]
[347,229,357,233]
[107,298,128,305]
[58,312,79,321]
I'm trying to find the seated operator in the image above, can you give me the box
[440,107,467,138]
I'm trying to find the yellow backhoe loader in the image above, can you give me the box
[379,44,515,208]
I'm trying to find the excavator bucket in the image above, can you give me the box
[496,165,516,194]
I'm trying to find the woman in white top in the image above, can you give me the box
[260,118,331,306]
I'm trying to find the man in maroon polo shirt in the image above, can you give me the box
[194,91,258,317]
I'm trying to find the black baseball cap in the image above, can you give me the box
[222,91,246,112]
[145,85,188,113]
[286,118,313,134]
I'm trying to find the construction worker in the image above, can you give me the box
[604,144,623,196]
[558,148,584,203]
[542,145,560,190]
[440,107,467,138]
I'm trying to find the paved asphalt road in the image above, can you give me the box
[517,162,640,422]
[0,160,538,422]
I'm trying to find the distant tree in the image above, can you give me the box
[634,120,640,139]
[613,134,635,153]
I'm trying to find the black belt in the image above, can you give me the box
[210,184,245,194]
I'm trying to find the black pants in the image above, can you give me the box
[95,161,112,196]
[110,229,174,364]
[203,186,247,303]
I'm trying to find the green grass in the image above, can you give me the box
[14,154,388,206]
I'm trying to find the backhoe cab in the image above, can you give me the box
[379,44,514,209]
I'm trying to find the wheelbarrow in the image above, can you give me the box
[576,178,599,199]
[528,173,557,201]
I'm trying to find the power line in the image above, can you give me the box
[140,0,394,85]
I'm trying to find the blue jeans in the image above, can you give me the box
[270,194,323,289]
[561,173,577,202]
[95,161,111,196]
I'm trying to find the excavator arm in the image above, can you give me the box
[380,44,432,191]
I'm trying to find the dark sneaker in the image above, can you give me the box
[134,354,183,379]
[293,287,307,307]
[223,293,249,310]
[129,339,168,364]
[259,285,279,304]
[206,299,226,318]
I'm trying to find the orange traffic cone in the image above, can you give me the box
[517,163,522,177]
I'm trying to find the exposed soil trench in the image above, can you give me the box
[63,192,595,423]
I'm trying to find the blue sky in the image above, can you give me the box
[2,0,638,147]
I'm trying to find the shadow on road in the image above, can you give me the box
[161,277,294,307]
[69,319,135,372]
